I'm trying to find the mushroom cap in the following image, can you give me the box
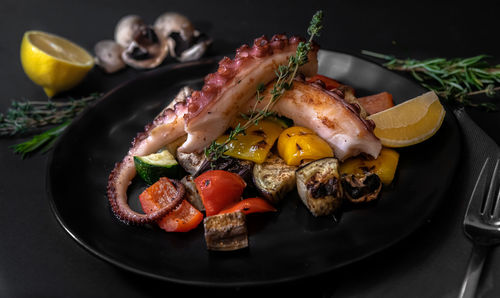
[114,15,145,48]
[94,40,126,73]
[166,30,212,62]
[154,12,195,41]
[121,26,169,69]
[175,34,212,62]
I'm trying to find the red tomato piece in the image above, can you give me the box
[306,74,342,90]
[219,197,277,215]
[139,177,203,232]
[357,92,395,115]
[194,170,246,216]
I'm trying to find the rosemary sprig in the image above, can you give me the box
[1,93,101,157]
[362,50,500,110]
[204,10,324,163]
[11,121,70,159]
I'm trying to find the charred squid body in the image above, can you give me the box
[178,34,318,153]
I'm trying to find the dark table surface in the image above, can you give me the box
[1,1,500,297]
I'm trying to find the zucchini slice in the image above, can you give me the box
[134,150,179,185]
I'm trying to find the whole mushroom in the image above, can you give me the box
[121,25,169,69]
[114,15,145,48]
[154,12,212,62]
[94,40,126,73]
[154,12,195,42]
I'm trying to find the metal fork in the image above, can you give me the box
[459,158,500,298]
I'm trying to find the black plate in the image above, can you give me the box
[47,50,460,286]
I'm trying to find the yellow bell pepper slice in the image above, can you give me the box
[215,117,286,164]
[277,126,334,166]
[339,148,399,185]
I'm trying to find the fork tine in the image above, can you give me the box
[490,158,500,219]
[483,158,500,218]
[466,158,491,217]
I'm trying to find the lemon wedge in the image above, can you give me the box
[367,91,446,147]
[20,31,94,97]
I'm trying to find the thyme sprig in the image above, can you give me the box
[1,93,101,136]
[362,50,500,110]
[1,93,101,157]
[204,10,323,163]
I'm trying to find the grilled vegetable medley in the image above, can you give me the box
[130,74,405,251]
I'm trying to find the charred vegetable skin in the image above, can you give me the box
[296,158,343,216]
[138,177,203,232]
[215,117,286,164]
[204,211,248,251]
[339,148,399,185]
[341,173,382,203]
[180,175,204,211]
[253,153,297,204]
[195,157,254,187]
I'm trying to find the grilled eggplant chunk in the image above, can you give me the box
[180,175,204,211]
[253,154,297,204]
[203,211,248,251]
[341,173,382,203]
[296,157,343,216]
[176,151,206,175]
[164,134,207,175]
[194,157,254,187]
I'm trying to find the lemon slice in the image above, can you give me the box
[20,31,94,97]
[367,91,445,147]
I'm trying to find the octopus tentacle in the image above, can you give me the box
[106,88,192,224]
[178,34,319,153]
[107,175,185,225]
[242,79,381,160]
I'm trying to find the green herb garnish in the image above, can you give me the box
[205,10,324,163]
[362,50,500,110]
[1,93,101,157]
[11,121,70,158]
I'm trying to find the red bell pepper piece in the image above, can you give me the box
[157,200,204,232]
[194,170,246,216]
[139,177,203,232]
[357,92,395,115]
[219,197,277,215]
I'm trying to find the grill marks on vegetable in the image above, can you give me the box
[307,175,340,199]
[341,173,382,203]
[255,140,268,149]
[251,129,267,138]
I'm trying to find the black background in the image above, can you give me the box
[1,0,500,297]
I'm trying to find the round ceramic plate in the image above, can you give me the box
[47,50,461,286]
